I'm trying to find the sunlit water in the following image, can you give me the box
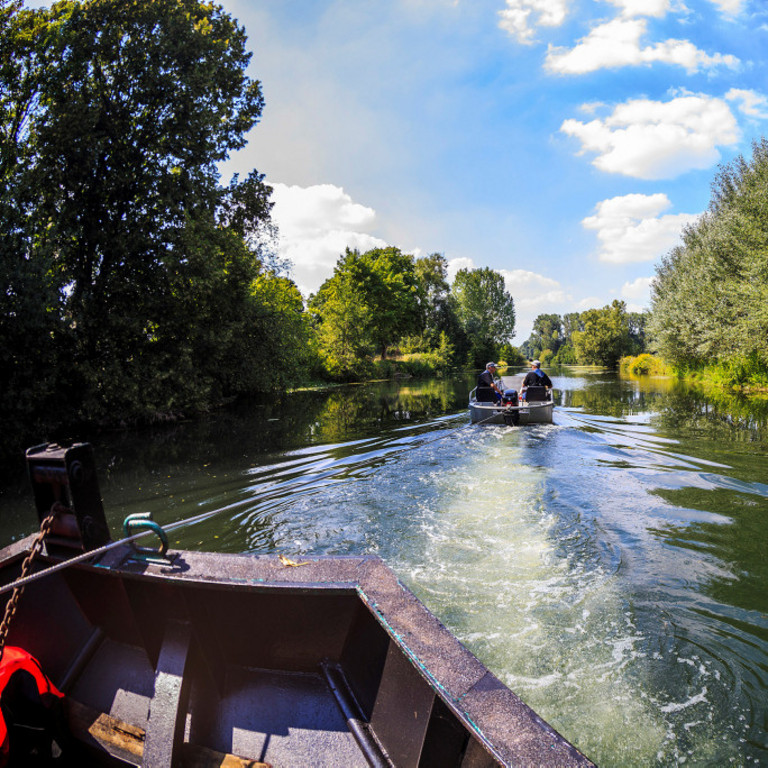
[1,370,767,766]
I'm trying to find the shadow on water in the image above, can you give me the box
[2,368,768,766]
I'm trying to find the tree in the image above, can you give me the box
[310,264,373,380]
[649,138,768,379]
[1,0,306,467]
[573,300,631,367]
[357,248,420,359]
[627,311,649,355]
[452,267,515,367]
[0,1,65,455]
[310,247,420,378]
[526,314,563,358]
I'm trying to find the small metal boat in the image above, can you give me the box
[0,444,590,767]
[469,382,554,426]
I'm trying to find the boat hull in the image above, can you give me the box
[0,539,591,767]
[469,400,554,425]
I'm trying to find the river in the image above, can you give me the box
[1,367,767,766]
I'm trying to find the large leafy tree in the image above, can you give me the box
[1,1,64,449]
[573,300,631,367]
[357,247,420,359]
[30,0,270,414]
[1,0,307,467]
[310,247,420,378]
[452,267,515,366]
[650,139,768,378]
[525,314,563,358]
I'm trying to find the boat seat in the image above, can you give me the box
[524,385,548,402]
[475,386,497,403]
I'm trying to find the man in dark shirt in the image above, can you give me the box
[476,362,503,402]
[520,360,552,400]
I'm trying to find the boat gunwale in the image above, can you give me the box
[0,539,593,767]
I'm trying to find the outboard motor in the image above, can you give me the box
[502,389,518,406]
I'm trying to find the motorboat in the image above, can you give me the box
[469,382,554,426]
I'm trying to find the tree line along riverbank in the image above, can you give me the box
[3,0,767,475]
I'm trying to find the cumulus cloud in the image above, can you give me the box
[606,0,670,17]
[499,269,567,308]
[576,296,605,309]
[621,276,653,305]
[446,257,476,283]
[497,0,569,44]
[508,270,572,340]
[560,94,740,179]
[583,193,700,263]
[546,17,739,75]
[708,0,744,16]
[270,183,387,296]
[726,88,768,119]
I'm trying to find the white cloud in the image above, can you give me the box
[497,0,569,44]
[576,296,604,309]
[561,94,740,179]
[583,193,700,263]
[497,269,572,342]
[446,257,476,283]
[499,269,566,307]
[270,183,387,296]
[708,0,744,16]
[621,276,653,306]
[726,88,768,119]
[606,0,670,17]
[546,17,739,75]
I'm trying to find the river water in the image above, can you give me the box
[1,368,767,766]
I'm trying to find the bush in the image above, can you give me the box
[551,344,577,365]
[620,354,671,376]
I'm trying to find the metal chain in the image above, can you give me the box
[0,504,61,662]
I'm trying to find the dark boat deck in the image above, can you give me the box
[0,539,594,767]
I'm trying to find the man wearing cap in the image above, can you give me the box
[520,360,552,400]
[476,362,503,402]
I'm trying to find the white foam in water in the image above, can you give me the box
[218,406,759,766]
[388,427,736,767]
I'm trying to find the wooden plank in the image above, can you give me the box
[180,743,272,767]
[67,699,272,767]
[67,698,144,758]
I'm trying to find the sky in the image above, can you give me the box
[27,0,768,341]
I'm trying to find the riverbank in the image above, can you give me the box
[620,354,768,395]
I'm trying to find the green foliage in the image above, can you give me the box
[452,267,515,367]
[0,0,307,466]
[498,343,525,366]
[573,300,632,367]
[525,313,564,359]
[551,344,577,365]
[649,138,768,387]
[310,247,420,379]
[620,353,670,376]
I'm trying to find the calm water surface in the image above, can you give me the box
[1,368,767,767]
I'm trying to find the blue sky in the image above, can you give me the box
[27,0,768,340]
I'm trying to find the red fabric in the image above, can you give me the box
[0,646,63,763]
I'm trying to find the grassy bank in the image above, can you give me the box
[620,353,768,394]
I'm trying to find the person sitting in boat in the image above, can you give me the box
[520,360,552,401]
[476,362,503,402]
